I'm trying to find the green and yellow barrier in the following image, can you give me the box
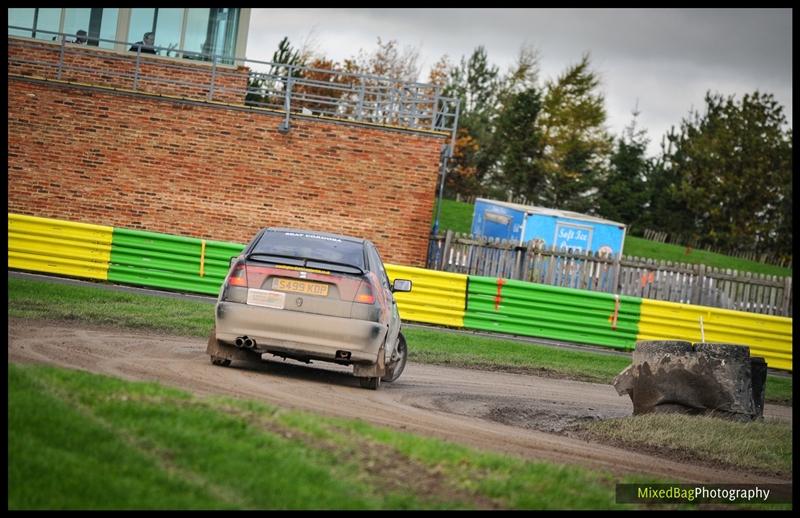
[638,299,792,371]
[8,213,113,280]
[7,212,793,371]
[386,264,467,328]
[109,228,244,296]
[465,276,642,350]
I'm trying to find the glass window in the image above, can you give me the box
[129,8,155,47]
[34,8,62,41]
[253,231,366,270]
[214,8,240,62]
[60,9,119,48]
[9,8,64,41]
[183,8,239,63]
[154,8,183,56]
[368,244,391,288]
[8,8,36,37]
[97,8,118,49]
[183,8,211,58]
[63,8,90,43]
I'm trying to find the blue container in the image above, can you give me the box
[471,198,627,257]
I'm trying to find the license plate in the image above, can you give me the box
[273,277,329,296]
[247,289,286,309]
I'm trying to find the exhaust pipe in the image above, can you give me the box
[243,337,254,348]
[235,336,246,348]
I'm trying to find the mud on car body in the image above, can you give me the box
[207,228,412,389]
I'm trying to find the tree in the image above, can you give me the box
[351,37,420,82]
[498,45,540,98]
[596,107,651,227]
[246,36,307,109]
[270,35,306,76]
[445,128,482,195]
[439,46,502,197]
[339,38,423,126]
[292,57,360,116]
[657,91,792,256]
[439,45,541,198]
[445,46,501,116]
[492,86,544,201]
[537,54,612,212]
[644,127,698,242]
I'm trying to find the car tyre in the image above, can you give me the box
[381,333,407,383]
[359,376,381,390]
[210,356,231,367]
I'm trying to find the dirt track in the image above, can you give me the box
[8,318,792,485]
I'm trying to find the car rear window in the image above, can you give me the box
[251,231,366,269]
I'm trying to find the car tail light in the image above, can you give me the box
[228,261,248,287]
[354,279,375,304]
[222,260,249,303]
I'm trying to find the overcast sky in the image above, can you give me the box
[246,8,792,156]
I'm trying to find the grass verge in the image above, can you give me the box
[10,362,657,510]
[623,236,792,277]
[578,413,792,476]
[8,275,792,405]
[432,198,474,234]
[404,327,627,383]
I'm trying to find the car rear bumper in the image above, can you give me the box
[215,301,387,364]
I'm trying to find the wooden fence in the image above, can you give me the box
[642,229,668,243]
[427,231,793,317]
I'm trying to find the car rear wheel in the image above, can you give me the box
[359,376,381,390]
[210,356,231,367]
[382,333,407,383]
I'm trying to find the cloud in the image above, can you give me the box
[247,8,792,156]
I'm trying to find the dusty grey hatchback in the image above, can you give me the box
[206,228,412,389]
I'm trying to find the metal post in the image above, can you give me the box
[432,144,451,236]
[278,67,293,133]
[57,35,66,80]
[450,100,461,152]
[430,99,459,235]
[208,55,217,101]
[431,87,440,131]
[409,86,420,129]
[356,78,365,121]
[133,48,141,91]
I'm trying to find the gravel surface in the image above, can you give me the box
[8,318,791,485]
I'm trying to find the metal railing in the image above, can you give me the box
[8,26,460,142]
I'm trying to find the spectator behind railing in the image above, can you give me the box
[129,31,156,54]
[51,29,87,44]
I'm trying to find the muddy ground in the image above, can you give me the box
[8,318,792,485]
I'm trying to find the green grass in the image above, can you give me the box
[623,235,792,277]
[404,328,627,383]
[10,363,656,510]
[581,413,792,475]
[433,198,474,234]
[434,198,792,277]
[8,277,214,337]
[7,275,792,405]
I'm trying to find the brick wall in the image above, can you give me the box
[8,37,249,105]
[8,78,444,266]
